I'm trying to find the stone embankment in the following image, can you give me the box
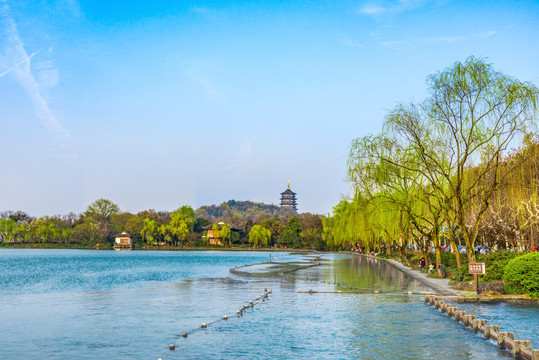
[368,254,538,358]
[425,295,539,360]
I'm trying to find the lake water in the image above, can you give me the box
[0,249,536,359]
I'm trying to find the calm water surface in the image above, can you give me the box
[0,249,536,359]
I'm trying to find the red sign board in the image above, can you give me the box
[469,262,485,275]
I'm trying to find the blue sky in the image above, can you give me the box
[1,0,538,216]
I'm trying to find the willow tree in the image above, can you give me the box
[348,134,446,268]
[384,57,538,262]
[0,218,18,243]
[506,135,539,249]
[322,197,373,251]
[248,225,271,247]
[168,211,191,245]
[141,218,157,245]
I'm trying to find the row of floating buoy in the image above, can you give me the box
[297,279,438,296]
[158,288,273,360]
[297,289,383,294]
[233,289,272,317]
[300,280,385,294]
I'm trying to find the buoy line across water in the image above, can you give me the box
[294,277,438,296]
[297,289,438,296]
[156,288,273,360]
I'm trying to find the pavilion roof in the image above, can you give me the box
[113,231,131,238]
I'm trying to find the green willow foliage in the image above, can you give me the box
[324,57,539,263]
[248,225,271,247]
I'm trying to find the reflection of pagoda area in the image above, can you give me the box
[280,181,297,211]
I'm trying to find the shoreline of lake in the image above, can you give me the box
[3,244,537,303]
[366,254,539,304]
[0,243,303,252]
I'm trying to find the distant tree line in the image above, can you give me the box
[0,199,325,249]
[196,200,294,223]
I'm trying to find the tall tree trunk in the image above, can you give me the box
[398,245,413,266]
[450,239,462,268]
[457,208,477,263]
[435,245,442,268]
[434,244,443,277]
[421,248,429,269]
[463,230,476,263]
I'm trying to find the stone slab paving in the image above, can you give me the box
[381,257,474,297]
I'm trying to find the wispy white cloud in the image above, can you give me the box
[358,0,429,18]
[0,48,41,78]
[338,37,365,48]
[62,0,82,18]
[0,1,70,139]
[189,5,221,19]
[478,30,498,37]
[190,6,212,15]
[237,141,252,162]
[422,36,462,43]
[187,71,222,101]
[379,40,407,50]
[360,5,388,16]
[34,51,60,88]
[182,60,226,103]
[223,140,254,172]
[379,30,501,50]
[317,83,364,98]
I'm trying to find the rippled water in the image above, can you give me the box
[0,249,535,359]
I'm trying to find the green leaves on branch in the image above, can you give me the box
[0,218,19,243]
[326,57,539,260]
[280,216,302,247]
[248,225,271,247]
[85,199,120,219]
[141,218,157,245]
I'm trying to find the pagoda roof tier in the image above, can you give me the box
[280,189,296,195]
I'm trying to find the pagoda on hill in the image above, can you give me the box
[280,181,297,211]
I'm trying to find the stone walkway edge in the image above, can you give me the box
[360,254,471,297]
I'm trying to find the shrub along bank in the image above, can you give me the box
[503,252,539,298]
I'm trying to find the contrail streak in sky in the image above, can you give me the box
[0,48,42,78]
[0,0,70,139]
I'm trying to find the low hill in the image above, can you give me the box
[195,200,296,224]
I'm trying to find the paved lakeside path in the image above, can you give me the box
[385,258,472,296]
[358,254,473,297]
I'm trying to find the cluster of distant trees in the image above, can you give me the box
[0,199,325,249]
[196,200,289,223]
[0,199,198,247]
[323,57,539,267]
